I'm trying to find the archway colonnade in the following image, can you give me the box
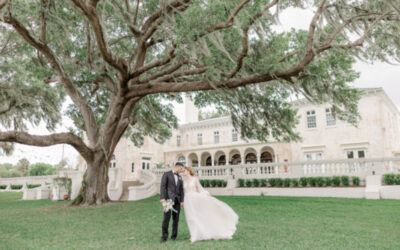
[175,146,275,167]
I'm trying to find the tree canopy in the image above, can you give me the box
[0,0,399,204]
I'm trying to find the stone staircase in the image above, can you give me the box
[119,181,143,201]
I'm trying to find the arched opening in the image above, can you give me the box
[188,153,199,167]
[228,149,241,165]
[260,146,274,163]
[244,148,257,164]
[245,153,257,164]
[201,152,212,167]
[214,151,226,166]
[205,156,212,166]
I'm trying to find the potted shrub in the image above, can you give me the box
[332,176,341,186]
[283,178,291,187]
[316,177,325,187]
[268,178,277,187]
[300,177,308,187]
[383,174,395,185]
[341,176,350,186]
[352,176,360,186]
[308,177,317,187]
[238,179,244,187]
[276,178,283,187]
[260,179,267,187]
[203,180,210,187]
[245,179,252,187]
[325,177,332,186]
[395,174,400,185]
[292,179,299,187]
[210,180,217,187]
[253,179,260,187]
[222,181,227,187]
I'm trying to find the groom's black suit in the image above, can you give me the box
[160,170,184,241]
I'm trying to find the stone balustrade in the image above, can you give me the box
[152,157,400,182]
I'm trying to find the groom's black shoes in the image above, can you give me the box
[171,237,176,241]
[160,238,167,243]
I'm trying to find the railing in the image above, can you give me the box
[128,169,157,201]
[108,168,123,201]
[152,157,400,180]
[0,175,57,186]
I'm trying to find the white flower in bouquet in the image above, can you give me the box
[162,199,178,213]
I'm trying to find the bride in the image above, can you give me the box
[182,166,239,242]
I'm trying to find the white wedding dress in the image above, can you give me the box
[183,176,239,242]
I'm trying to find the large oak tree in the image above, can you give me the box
[0,0,399,205]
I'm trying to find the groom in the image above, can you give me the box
[160,162,184,243]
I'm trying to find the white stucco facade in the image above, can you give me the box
[80,88,400,182]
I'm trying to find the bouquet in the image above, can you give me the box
[162,199,178,213]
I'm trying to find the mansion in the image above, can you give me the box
[79,88,400,182]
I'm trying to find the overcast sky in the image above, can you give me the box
[0,7,399,167]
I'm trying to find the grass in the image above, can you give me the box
[0,192,399,250]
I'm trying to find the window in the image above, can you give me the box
[306,110,316,128]
[347,151,354,159]
[305,152,323,161]
[346,150,366,159]
[141,157,151,170]
[177,135,181,147]
[232,129,238,142]
[214,131,220,144]
[177,156,186,165]
[131,163,134,173]
[326,108,336,126]
[197,133,202,145]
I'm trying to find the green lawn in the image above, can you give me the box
[0,192,399,250]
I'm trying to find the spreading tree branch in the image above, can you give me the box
[0,131,93,161]
[69,0,129,76]
[3,13,99,145]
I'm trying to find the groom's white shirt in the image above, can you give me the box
[172,170,178,185]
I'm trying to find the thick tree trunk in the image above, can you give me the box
[72,151,110,206]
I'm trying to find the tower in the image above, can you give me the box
[184,95,199,124]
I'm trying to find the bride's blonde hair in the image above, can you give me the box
[184,166,195,176]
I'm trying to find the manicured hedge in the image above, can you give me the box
[11,184,23,190]
[236,176,363,188]
[27,184,41,189]
[200,179,227,188]
[0,185,7,189]
[383,174,400,185]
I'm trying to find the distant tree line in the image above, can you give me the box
[0,158,70,178]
